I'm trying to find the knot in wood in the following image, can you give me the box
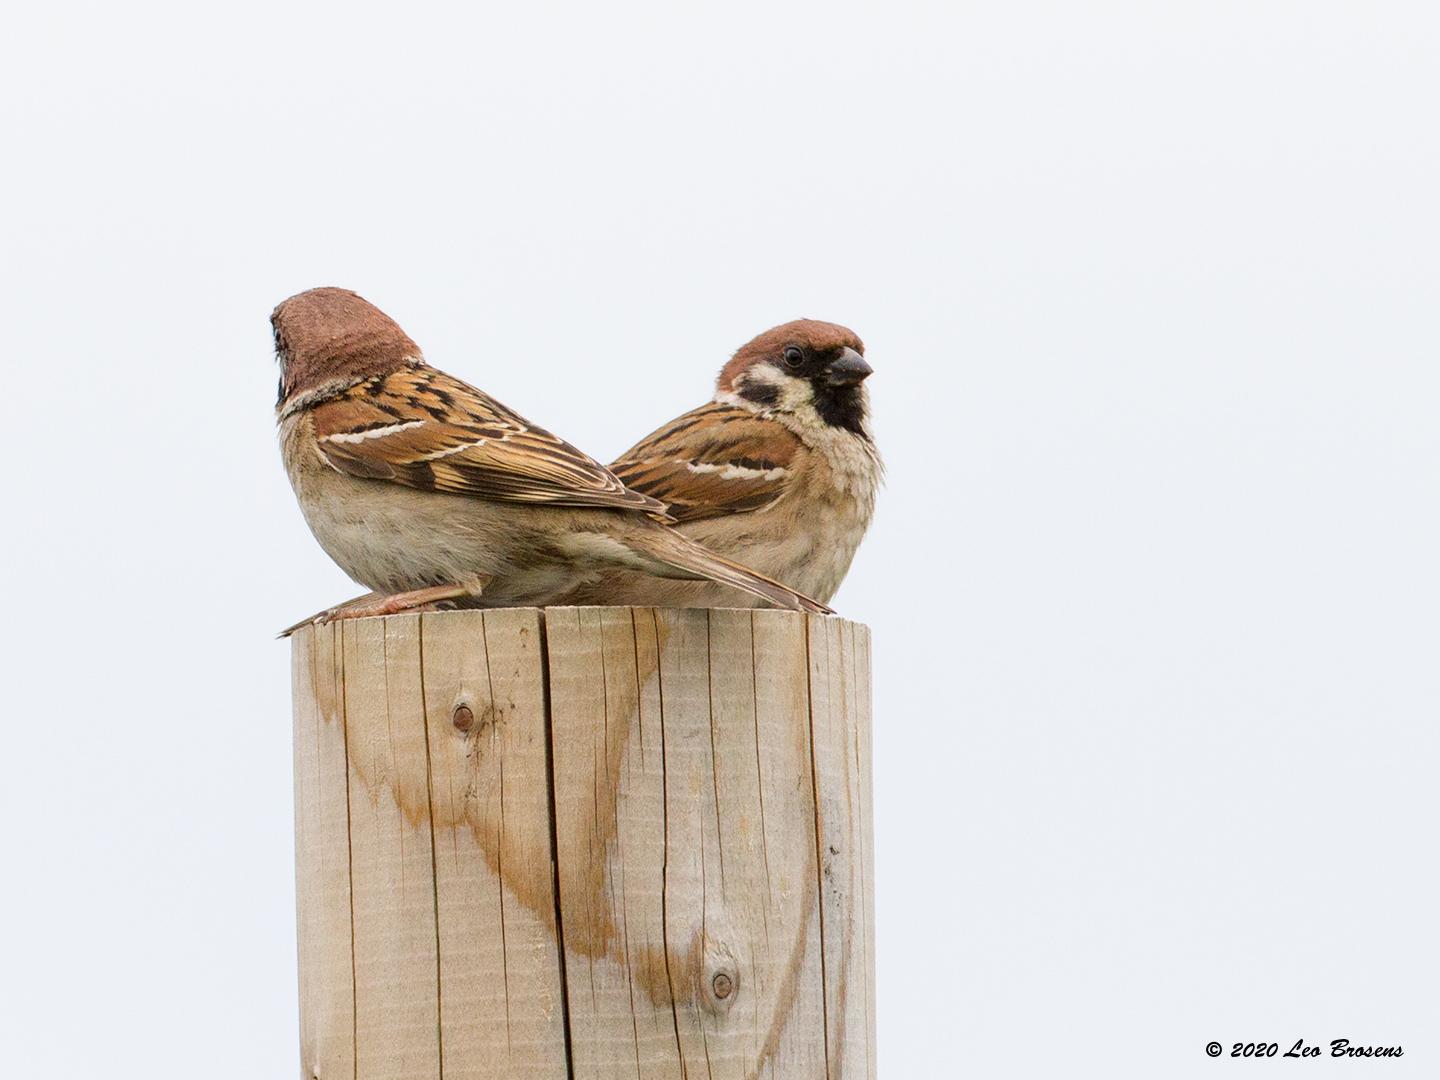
[700,927,740,1013]
[452,704,475,733]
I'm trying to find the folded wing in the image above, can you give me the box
[309,366,670,517]
[609,401,800,523]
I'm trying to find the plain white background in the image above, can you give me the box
[3,2,1436,1076]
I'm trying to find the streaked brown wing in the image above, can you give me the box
[310,366,669,516]
[610,401,800,523]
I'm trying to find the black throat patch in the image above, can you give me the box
[812,382,868,437]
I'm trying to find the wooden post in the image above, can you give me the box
[291,607,875,1079]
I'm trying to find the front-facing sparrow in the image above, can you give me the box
[556,319,881,608]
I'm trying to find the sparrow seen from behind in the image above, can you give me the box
[556,319,881,609]
[272,288,831,630]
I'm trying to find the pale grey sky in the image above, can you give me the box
[3,2,1437,1076]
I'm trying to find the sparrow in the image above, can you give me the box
[272,288,830,629]
[554,319,881,609]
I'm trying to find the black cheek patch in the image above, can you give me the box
[739,381,781,407]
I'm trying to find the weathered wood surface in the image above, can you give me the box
[292,607,875,1079]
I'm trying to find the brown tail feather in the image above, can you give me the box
[628,527,833,614]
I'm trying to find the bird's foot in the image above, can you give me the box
[277,577,492,637]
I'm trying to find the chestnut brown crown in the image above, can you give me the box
[717,319,867,392]
[272,287,422,404]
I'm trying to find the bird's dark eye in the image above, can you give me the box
[783,345,804,368]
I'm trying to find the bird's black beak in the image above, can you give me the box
[826,346,873,386]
